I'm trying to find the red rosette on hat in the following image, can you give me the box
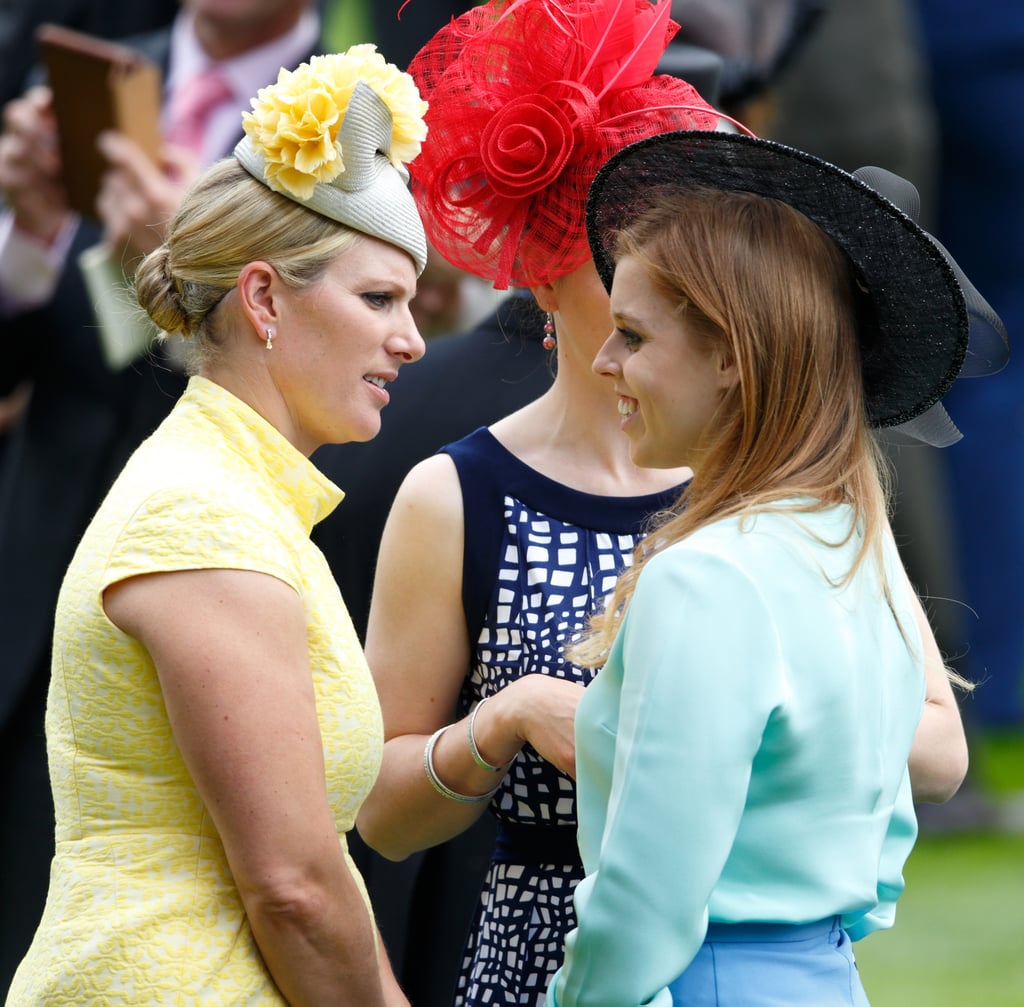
[408,0,721,289]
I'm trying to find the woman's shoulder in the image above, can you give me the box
[438,424,499,464]
[397,449,462,505]
[116,433,272,521]
[654,502,855,575]
[90,433,303,581]
[385,453,465,553]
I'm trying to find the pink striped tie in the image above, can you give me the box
[165,67,232,156]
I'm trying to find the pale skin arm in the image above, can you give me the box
[908,589,970,803]
[356,453,584,862]
[104,568,407,1006]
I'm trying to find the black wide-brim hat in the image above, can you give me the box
[586,130,1009,446]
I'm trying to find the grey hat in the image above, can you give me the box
[235,77,428,276]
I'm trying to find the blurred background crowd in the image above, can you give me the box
[0,0,1020,1000]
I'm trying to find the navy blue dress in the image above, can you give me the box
[443,428,685,1006]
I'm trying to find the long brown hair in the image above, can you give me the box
[573,188,893,665]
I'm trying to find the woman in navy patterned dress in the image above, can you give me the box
[440,427,684,1003]
[354,4,721,1005]
[355,3,970,1005]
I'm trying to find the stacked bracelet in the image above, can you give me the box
[468,695,511,772]
[423,725,501,804]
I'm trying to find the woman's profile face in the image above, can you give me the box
[593,254,734,470]
[272,236,425,455]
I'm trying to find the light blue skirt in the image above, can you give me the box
[668,917,870,1007]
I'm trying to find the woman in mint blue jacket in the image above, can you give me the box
[547,129,1008,1007]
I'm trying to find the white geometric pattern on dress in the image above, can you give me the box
[457,493,645,1007]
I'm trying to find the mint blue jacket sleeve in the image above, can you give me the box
[842,781,916,941]
[548,545,787,1007]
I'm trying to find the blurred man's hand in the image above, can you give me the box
[0,86,71,243]
[96,131,200,264]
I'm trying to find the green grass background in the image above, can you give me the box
[855,731,1024,1006]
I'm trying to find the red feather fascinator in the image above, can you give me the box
[408,0,721,289]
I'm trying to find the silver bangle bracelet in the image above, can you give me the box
[467,695,510,772]
[423,725,498,804]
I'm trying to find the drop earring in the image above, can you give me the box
[542,313,556,350]
[265,328,274,350]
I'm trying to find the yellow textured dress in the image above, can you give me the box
[7,377,383,1005]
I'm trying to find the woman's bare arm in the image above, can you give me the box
[104,567,399,1006]
[907,592,970,803]
[357,454,582,861]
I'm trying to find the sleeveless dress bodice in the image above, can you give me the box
[443,427,685,1007]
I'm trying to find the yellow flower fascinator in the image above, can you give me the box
[234,45,429,275]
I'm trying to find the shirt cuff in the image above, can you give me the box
[0,210,79,314]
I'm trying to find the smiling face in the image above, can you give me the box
[593,254,736,470]
[271,236,425,454]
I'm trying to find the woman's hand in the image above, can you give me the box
[359,453,585,860]
[483,675,585,779]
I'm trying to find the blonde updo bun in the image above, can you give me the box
[134,245,191,338]
[133,159,363,365]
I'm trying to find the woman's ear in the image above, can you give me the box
[530,280,558,314]
[715,348,740,391]
[236,260,280,337]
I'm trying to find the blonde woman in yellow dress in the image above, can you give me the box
[6,47,426,1006]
